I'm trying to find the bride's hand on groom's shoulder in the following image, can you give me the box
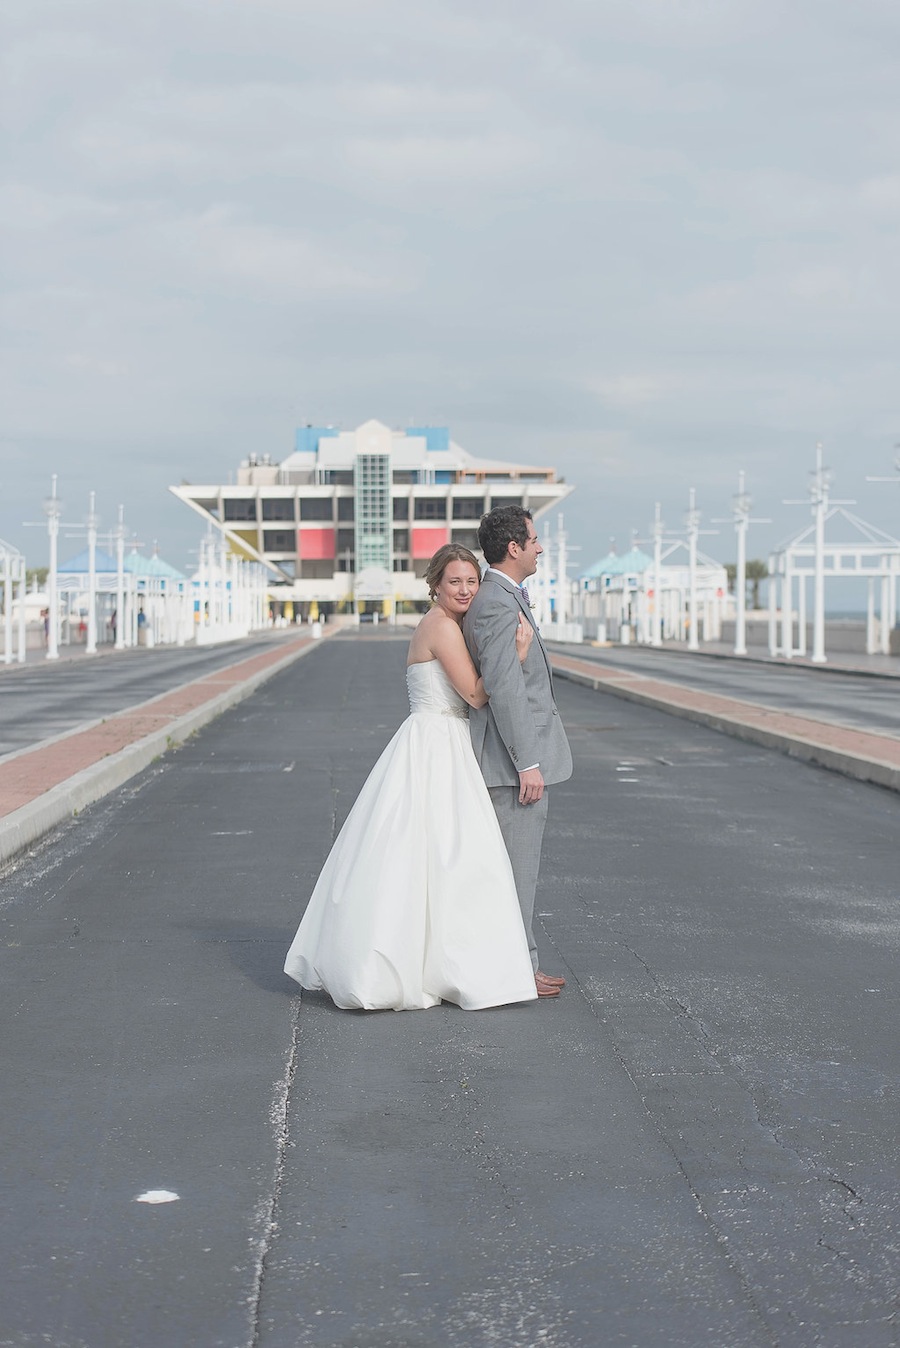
[515,613,533,664]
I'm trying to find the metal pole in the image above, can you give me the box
[866,577,876,655]
[115,505,125,650]
[46,476,60,661]
[16,556,26,662]
[767,557,777,655]
[651,503,663,647]
[687,488,699,651]
[86,492,98,656]
[734,472,748,655]
[2,550,11,665]
[811,442,827,664]
[781,557,793,659]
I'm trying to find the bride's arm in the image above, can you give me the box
[430,619,488,708]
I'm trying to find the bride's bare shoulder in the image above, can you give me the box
[407,606,440,664]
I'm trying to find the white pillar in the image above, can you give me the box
[781,558,793,659]
[115,505,125,651]
[735,473,748,655]
[45,476,60,661]
[811,443,827,664]
[16,558,26,662]
[2,550,11,665]
[86,492,98,656]
[768,559,778,656]
[797,575,807,657]
[687,488,699,651]
[651,503,663,647]
[866,577,876,655]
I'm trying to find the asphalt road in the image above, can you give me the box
[550,643,900,739]
[1,636,897,1347]
[0,633,306,757]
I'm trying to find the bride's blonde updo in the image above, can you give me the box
[425,543,482,601]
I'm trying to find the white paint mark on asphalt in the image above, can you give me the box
[283,761,296,772]
[135,1190,180,1204]
[210,830,253,835]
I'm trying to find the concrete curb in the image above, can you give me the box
[553,662,900,795]
[0,636,325,869]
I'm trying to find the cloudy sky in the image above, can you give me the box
[3,0,900,582]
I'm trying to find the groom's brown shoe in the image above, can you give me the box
[536,970,566,988]
[535,977,560,998]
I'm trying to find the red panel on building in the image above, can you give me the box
[411,526,450,559]
[298,528,335,560]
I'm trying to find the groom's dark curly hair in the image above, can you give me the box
[477,505,533,565]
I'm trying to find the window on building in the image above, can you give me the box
[394,558,411,572]
[263,529,295,552]
[299,558,334,579]
[299,560,335,579]
[393,497,409,520]
[337,496,355,520]
[336,555,355,572]
[452,498,484,519]
[355,452,391,571]
[224,499,257,521]
[337,527,355,552]
[392,470,419,485]
[451,528,479,551]
[393,529,409,552]
[489,496,522,511]
[413,498,447,520]
[300,497,333,521]
[321,470,353,485]
[262,498,295,521]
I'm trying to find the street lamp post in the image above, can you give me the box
[86,492,98,656]
[44,476,61,661]
[686,488,700,651]
[115,504,126,651]
[651,503,664,647]
[811,445,827,664]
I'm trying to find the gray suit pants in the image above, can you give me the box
[488,785,549,972]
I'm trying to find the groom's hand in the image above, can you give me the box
[518,767,545,805]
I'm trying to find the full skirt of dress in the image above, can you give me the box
[284,709,537,1011]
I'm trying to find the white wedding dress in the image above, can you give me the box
[284,661,538,1011]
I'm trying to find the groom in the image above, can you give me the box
[464,505,573,998]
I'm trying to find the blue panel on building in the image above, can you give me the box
[294,426,340,455]
[434,471,454,483]
[407,426,450,453]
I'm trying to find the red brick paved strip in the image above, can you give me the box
[0,635,320,864]
[551,652,900,792]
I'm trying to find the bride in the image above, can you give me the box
[283,543,539,1011]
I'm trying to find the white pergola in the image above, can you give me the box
[578,541,728,646]
[768,507,900,662]
[191,533,269,645]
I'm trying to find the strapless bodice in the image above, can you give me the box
[406,661,469,719]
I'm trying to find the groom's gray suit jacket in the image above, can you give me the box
[463,571,573,788]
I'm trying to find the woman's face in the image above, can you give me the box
[434,560,480,617]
